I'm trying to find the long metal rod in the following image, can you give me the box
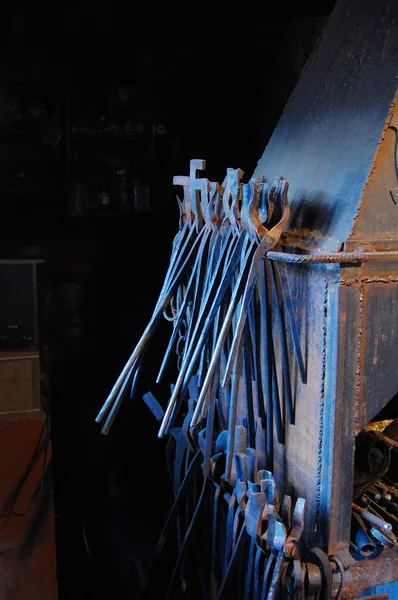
[266,250,367,263]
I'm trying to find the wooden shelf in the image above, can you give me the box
[0,259,44,264]
[0,350,39,361]
[66,97,156,218]
[0,408,46,421]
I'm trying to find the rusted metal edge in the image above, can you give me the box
[340,277,398,286]
[332,546,398,598]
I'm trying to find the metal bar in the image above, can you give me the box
[266,250,367,263]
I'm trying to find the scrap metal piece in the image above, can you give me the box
[352,502,393,532]
[281,495,292,533]
[308,547,332,600]
[351,511,378,558]
[369,525,397,548]
[305,562,322,600]
[245,488,266,544]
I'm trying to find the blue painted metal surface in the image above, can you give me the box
[360,580,398,598]
[254,0,398,252]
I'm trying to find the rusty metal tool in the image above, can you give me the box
[100,358,141,434]
[269,260,294,425]
[173,174,192,227]
[156,204,214,383]
[210,486,221,599]
[242,486,263,598]
[202,374,220,478]
[96,159,209,428]
[260,508,287,599]
[188,183,225,381]
[265,260,285,445]
[285,497,306,557]
[96,223,205,427]
[182,178,215,353]
[369,524,397,548]
[222,177,290,390]
[165,476,208,599]
[254,168,305,390]
[224,338,245,483]
[244,539,255,600]
[308,547,333,600]
[244,241,285,454]
[143,449,202,588]
[260,551,274,600]
[257,258,274,465]
[199,220,246,408]
[193,186,262,432]
[189,158,206,229]
[179,170,248,419]
[253,545,266,600]
[352,502,393,531]
[158,231,253,437]
[158,220,199,302]
[274,260,306,384]
[223,492,238,577]
[180,169,247,369]
[156,237,205,383]
[243,324,256,448]
[217,521,248,600]
[254,417,267,473]
[367,487,398,518]
[177,224,221,382]
[166,233,244,431]
[187,237,257,430]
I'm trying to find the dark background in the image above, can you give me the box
[0,3,336,598]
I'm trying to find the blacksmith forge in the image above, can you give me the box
[254,0,398,594]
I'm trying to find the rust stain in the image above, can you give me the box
[341,276,398,286]
[348,89,398,240]
[354,285,364,434]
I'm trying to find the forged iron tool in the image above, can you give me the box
[96,160,208,429]
[191,178,289,453]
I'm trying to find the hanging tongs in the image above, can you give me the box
[189,177,290,430]
[96,160,208,434]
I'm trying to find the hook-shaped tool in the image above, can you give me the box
[173,174,192,227]
[190,159,206,230]
[222,178,290,389]
[227,167,244,226]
